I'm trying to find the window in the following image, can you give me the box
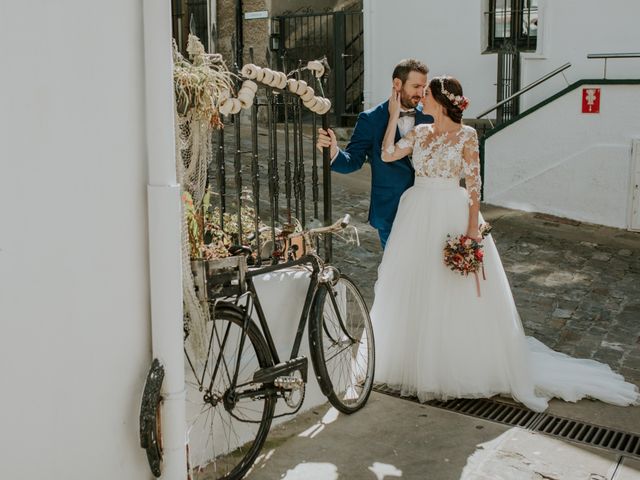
[486,0,538,52]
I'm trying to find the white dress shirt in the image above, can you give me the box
[397,108,416,138]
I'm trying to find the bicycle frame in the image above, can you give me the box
[187,251,370,446]
[244,254,323,367]
[192,221,357,409]
[187,256,323,385]
[193,254,325,408]
[207,250,355,407]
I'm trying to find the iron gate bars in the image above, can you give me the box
[272,10,364,126]
[497,45,521,123]
[484,0,539,123]
[209,68,333,265]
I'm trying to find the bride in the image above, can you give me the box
[371,75,639,412]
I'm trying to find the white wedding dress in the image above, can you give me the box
[370,123,639,412]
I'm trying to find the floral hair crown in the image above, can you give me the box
[438,77,469,111]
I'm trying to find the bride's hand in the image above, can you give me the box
[388,88,401,119]
[466,227,482,242]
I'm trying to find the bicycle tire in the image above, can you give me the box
[185,304,276,480]
[309,275,375,414]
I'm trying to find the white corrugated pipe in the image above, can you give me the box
[363,0,374,110]
[142,1,187,479]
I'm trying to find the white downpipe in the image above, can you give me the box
[209,0,217,53]
[142,1,187,479]
[362,0,374,110]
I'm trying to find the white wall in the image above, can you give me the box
[364,0,497,116]
[0,2,153,479]
[0,2,336,478]
[520,0,640,111]
[364,0,640,117]
[484,84,640,228]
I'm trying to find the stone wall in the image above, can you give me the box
[216,0,270,69]
[266,0,359,16]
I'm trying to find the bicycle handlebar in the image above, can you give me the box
[291,214,351,239]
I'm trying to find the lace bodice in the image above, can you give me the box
[392,124,481,205]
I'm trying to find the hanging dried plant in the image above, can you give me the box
[173,35,236,127]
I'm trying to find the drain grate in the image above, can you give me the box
[533,414,640,457]
[373,384,640,458]
[427,398,540,428]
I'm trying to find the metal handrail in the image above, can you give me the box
[587,52,640,79]
[587,52,640,58]
[476,62,572,120]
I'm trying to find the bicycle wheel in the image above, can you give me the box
[185,304,276,480]
[309,274,375,414]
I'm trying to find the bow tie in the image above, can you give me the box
[399,110,416,118]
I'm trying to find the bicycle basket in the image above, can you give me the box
[191,255,247,302]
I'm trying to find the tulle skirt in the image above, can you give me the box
[370,176,638,412]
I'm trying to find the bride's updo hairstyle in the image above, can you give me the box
[429,76,468,124]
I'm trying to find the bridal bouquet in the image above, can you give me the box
[443,223,492,297]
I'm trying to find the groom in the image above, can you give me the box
[316,58,432,248]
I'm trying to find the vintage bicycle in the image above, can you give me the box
[185,214,375,479]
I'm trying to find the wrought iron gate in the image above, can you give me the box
[486,0,538,123]
[209,65,335,263]
[272,10,364,126]
[496,45,521,123]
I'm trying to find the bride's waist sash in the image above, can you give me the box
[413,176,460,189]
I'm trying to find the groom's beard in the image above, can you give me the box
[401,93,422,109]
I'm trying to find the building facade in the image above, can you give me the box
[363,0,640,229]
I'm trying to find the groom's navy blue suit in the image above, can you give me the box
[331,101,433,248]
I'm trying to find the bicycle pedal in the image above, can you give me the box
[253,356,308,384]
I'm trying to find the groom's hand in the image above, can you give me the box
[317,128,338,158]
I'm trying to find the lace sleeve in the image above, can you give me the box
[381,127,416,161]
[462,129,481,206]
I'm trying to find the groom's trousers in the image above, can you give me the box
[378,226,392,250]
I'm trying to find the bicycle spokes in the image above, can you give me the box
[324,286,369,390]
[312,276,375,413]
[185,310,275,479]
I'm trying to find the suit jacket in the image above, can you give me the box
[331,101,433,231]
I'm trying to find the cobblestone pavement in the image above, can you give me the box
[330,166,640,389]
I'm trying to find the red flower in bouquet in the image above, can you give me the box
[443,223,492,296]
[444,235,483,275]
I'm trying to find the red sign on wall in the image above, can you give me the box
[582,88,601,113]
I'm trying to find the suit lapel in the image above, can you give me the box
[415,107,434,125]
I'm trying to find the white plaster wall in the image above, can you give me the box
[484,84,640,228]
[364,0,497,116]
[520,0,640,111]
[364,0,640,117]
[0,2,153,479]
[0,2,336,478]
